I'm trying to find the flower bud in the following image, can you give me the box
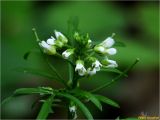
[39,41,56,55]
[74,32,81,41]
[55,30,68,44]
[75,60,86,76]
[62,49,74,59]
[105,48,117,55]
[55,40,64,48]
[101,59,118,68]
[94,45,105,54]
[100,37,115,48]
[46,36,56,45]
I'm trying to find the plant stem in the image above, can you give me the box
[90,58,140,93]
[32,28,40,42]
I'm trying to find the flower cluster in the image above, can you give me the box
[39,30,118,76]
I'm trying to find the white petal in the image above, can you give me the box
[47,37,55,45]
[95,60,102,67]
[40,41,50,49]
[75,63,83,72]
[102,37,115,48]
[69,106,76,112]
[87,68,96,76]
[92,60,102,71]
[55,30,65,39]
[95,67,101,71]
[106,48,117,55]
[62,51,70,59]
[107,59,118,68]
[78,67,86,76]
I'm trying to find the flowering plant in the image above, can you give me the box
[2,18,139,120]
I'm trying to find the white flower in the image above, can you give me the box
[95,36,117,55]
[46,36,56,45]
[75,60,86,76]
[69,105,77,119]
[87,68,97,76]
[69,105,76,112]
[92,60,102,71]
[55,30,68,43]
[106,59,118,68]
[39,41,50,49]
[39,41,56,55]
[105,48,117,55]
[62,49,74,59]
[100,37,115,48]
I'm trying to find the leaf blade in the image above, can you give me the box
[57,92,94,120]
[36,95,54,120]
[94,94,120,108]
[13,87,53,96]
[100,68,128,77]
[72,89,102,111]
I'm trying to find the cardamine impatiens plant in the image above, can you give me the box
[2,18,139,120]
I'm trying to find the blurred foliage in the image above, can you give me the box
[1,1,159,119]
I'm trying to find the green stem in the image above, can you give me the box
[90,58,140,93]
[46,58,68,88]
[32,28,40,42]
[32,28,68,88]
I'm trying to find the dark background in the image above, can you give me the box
[1,1,159,119]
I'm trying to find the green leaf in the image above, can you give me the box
[36,95,54,120]
[15,67,59,81]
[72,89,102,111]
[100,68,128,77]
[57,92,93,120]
[13,87,53,96]
[2,87,54,105]
[94,94,120,108]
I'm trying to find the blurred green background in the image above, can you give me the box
[1,1,159,119]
